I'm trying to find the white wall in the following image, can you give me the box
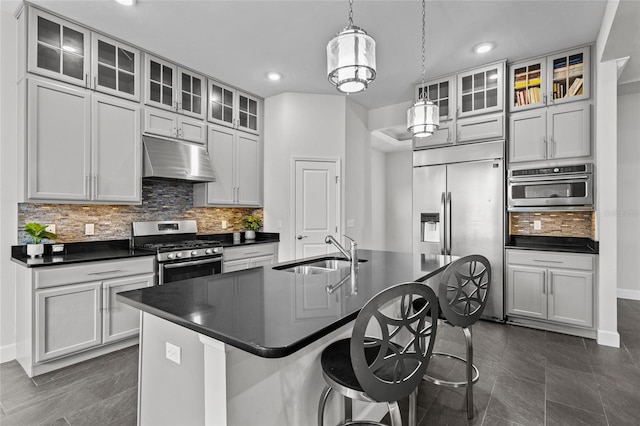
[370,149,386,250]
[384,151,413,253]
[345,99,372,248]
[263,93,346,262]
[616,90,640,300]
[0,1,20,363]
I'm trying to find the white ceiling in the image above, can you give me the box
[27,0,633,113]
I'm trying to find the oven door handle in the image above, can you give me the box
[509,175,590,183]
[163,257,222,269]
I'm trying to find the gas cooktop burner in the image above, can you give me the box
[140,240,222,252]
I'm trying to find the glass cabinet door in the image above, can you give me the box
[548,46,590,105]
[237,93,259,134]
[510,58,546,112]
[208,81,235,127]
[28,9,91,87]
[416,76,455,121]
[457,63,504,118]
[145,54,176,111]
[92,34,139,101]
[178,69,205,119]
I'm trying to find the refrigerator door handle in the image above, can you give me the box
[446,192,452,255]
[440,192,446,255]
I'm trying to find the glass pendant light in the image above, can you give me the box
[407,0,439,138]
[327,0,376,94]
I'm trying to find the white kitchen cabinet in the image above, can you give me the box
[27,8,91,87]
[144,54,206,120]
[457,62,504,118]
[509,45,590,112]
[223,243,278,273]
[91,33,140,101]
[456,112,504,143]
[35,281,102,362]
[509,101,591,164]
[193,124,261,206]
[506,249,595,333]
[208,80,261,135]
[143,107,207,145]
[103,274,155,343]
[17,257,155,377]
[26,77,141,203]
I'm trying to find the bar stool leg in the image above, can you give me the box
[463,326,474,419]
[387,401,402,426]
[409,389,418,426]
[318,386,332,426]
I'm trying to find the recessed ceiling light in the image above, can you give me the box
[266,72,282,81]
[473,42,495,54]
[115,0,136,6]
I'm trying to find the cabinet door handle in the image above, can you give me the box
[93,76,97,90]
[85,74,89,88]
[103,287,109,313]
[93,175,97,198]
[533,259,563,263]
[542,271,546,294]
[543,93,547,104]
[549,273,554,295]
[86,175,90,195]
[88,270,123,275]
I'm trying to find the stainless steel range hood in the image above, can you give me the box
[142,136,215,183]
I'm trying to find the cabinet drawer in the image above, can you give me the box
[456,112,504,143]
[507,250,594,271]
[223,243,275,261]
[35,257,155,289]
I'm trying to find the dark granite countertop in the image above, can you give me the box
[506,235,599,254]
[117,250,456,358]
[198,232,280,248]
[11,240,155,268]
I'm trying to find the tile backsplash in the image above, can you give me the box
[509,211,595,239]
[17,180,263,244]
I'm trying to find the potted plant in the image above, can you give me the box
[24,222,57,258]
[241,215,261,240]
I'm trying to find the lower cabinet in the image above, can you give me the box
[223,243,278,273]
[506,249,596,334]
[17,257,155,376]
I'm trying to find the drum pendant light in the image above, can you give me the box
[327,0,376,94]
[407,0,439,138]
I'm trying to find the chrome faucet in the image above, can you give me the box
[325,235,357,261]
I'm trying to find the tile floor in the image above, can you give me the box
[0,299,638,426]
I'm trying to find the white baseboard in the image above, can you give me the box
[597,329,621,348]
[617,288,640,300]
[0,343,16,363]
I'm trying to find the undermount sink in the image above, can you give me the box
[273,256,368,275]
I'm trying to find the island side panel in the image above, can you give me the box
[139,312,205,425]
[199,325,388,426]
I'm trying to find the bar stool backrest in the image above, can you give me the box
[350,282,439,403]
[438,255,491,328]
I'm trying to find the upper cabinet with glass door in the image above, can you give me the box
[509,46,590,112]
[144,54,206,120]
[413,75,456,149]
[91,34,140,101]
[208,80,261,135]
[457,62,505,119]
[27,8,91,87]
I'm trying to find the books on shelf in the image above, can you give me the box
[567,77,583,97]
[514,87,541,107]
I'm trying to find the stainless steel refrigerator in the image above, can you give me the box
[413,140,505,321]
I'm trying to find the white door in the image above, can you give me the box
[294,159,340,259]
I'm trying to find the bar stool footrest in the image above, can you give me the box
[422,352,479,388]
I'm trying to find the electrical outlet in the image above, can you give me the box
[533,220,542,230]
[221,220,227,229]
[166,342,181,365]
[45,224,56,234]
[85,223,95,235]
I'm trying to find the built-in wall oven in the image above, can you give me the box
[508,164,593,210]
[132,220,223,285]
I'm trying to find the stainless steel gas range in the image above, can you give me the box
[132,220,223,285]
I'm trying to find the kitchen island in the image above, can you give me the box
[118,250,457,425]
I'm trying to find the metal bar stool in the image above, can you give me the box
[414,254,491,419]
[317,282,439,426]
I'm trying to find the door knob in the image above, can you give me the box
[297,235,307,240]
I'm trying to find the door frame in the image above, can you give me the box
[291,157,342,259]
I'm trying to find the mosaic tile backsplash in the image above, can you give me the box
[509,211,595,239]
[17,180,263,244]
